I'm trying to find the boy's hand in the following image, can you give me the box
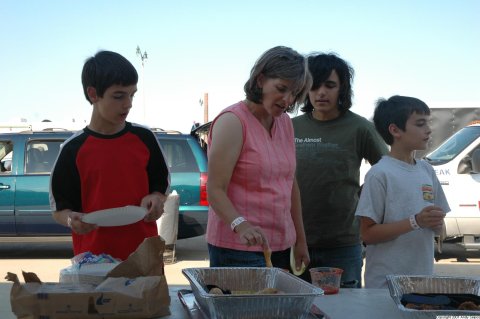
[415,206,446,230]
[69,211,97,235]
[141,192,167,222]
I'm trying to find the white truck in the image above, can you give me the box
[417,107,480,158]
[424,122,480,250]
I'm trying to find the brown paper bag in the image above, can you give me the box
[108,235,166,278]
[6,236,171,319]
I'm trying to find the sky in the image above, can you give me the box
[1,0,479,133]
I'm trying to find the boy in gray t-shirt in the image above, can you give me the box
[355,95,450,288]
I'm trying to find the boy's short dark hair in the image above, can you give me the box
[373,95,430,145]
[301,52,354,114]
[81,51,138,104]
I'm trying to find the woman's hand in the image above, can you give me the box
[293,240,310,271]
[235,221,268,248]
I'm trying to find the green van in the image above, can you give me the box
[0,128,208,241]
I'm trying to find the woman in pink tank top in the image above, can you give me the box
[206,46,311,273]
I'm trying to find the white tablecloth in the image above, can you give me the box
[314,288,405,319]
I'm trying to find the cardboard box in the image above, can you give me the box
[6,236,171,319]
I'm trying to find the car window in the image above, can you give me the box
[25,140,63,174]
[0,141,13,174]
[159,138,198,173]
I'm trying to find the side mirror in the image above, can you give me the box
[457,155,472,174]
[472,149,480,173]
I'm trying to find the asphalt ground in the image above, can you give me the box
[1,237,480,285]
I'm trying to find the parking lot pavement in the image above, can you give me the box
[1,237,480,285]
[434,258,480,277]
[0,236,209,284]
[164,235,209,285]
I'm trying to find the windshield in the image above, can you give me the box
[425,126,480,164]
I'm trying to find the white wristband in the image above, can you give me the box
[230,216,246,232]
[67,216,72,228]
[409,214,420,230]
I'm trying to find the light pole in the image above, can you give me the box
[198,92,208,124]
[136,46,148,122]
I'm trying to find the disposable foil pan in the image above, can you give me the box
[387,274,480,318]
[182,267,323,319]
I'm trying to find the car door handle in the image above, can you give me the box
[0,184,10,189]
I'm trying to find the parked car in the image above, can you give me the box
[0,127,208,241]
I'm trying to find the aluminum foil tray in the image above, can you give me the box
[182,267,323,319]
[387,274,480,318]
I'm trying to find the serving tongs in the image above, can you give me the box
[263,247,273,267]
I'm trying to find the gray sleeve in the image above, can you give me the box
[355,170,387,224]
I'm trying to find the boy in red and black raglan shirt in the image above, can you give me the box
[49,50,169,260]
